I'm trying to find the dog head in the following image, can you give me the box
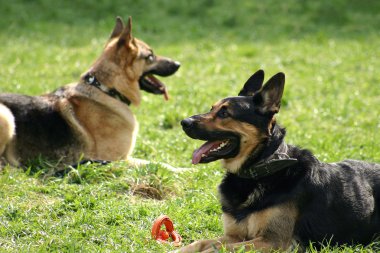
[84,17,180,105]
[181,70,285,173]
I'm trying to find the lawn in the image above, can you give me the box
[0,0,380,252]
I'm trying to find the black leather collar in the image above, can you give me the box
[237,142,298,180]
[84,73,131,105]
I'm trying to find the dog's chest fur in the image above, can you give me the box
[219,165,303,222]
[69,93,137,160]
[218,160,304,246]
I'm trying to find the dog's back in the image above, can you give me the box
[295,158,380,247]
[0,93,83,165]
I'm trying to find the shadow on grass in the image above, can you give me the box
[20,158,183,200]
[1,0,379,46]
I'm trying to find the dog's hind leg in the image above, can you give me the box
[0,104,16,163]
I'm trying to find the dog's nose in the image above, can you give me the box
[181,118,193,129]
[173,61,181,71]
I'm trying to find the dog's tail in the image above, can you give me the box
[0,103,15,156]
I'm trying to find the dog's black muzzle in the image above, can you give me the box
[148,56,180,76]
[181,116,202,139]
[181,117,196,130]
[181,115,238,141]
[138,57,180,97]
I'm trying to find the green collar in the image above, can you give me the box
[237,142,298,180]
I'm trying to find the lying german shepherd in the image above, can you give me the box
[0,17,180,167]
[178,70,380,252]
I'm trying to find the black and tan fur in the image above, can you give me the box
[0,17,180,167]
[177,70,380,252]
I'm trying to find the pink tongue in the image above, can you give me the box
[147,75,169,101]
[163,86,169,101]
[192,140,223,165]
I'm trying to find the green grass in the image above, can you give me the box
[0,0,380,252]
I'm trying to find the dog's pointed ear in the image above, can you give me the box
[117,16,133,47]
[238,70,264,96]
[253,72,285,114]
[110,17,125,39]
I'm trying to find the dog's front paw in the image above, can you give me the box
[168,243,200,253]
[168,249,189,253]
[168,246,192,253]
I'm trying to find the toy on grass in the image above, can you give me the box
[151,215,182,247]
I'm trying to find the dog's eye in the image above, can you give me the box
[146,54,155,63]
[217,107,229,118]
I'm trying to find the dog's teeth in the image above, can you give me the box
[220,141,229,148]
[201,154,206,158]
[209,141,231,154]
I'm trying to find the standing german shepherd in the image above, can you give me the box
[178,70,380,252]
[0,17,180,167]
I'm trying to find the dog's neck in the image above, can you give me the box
[237,125,298,179]
[83,72,131,106]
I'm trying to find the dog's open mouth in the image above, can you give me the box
[139,74,169,100]
[192,138,239,164]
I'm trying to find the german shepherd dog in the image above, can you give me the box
[0,17,180,168]
[178,70,380,252]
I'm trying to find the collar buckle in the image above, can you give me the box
[237,142,298,180]
[83,73,131,106]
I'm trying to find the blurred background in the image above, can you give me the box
[1,0,379,43]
